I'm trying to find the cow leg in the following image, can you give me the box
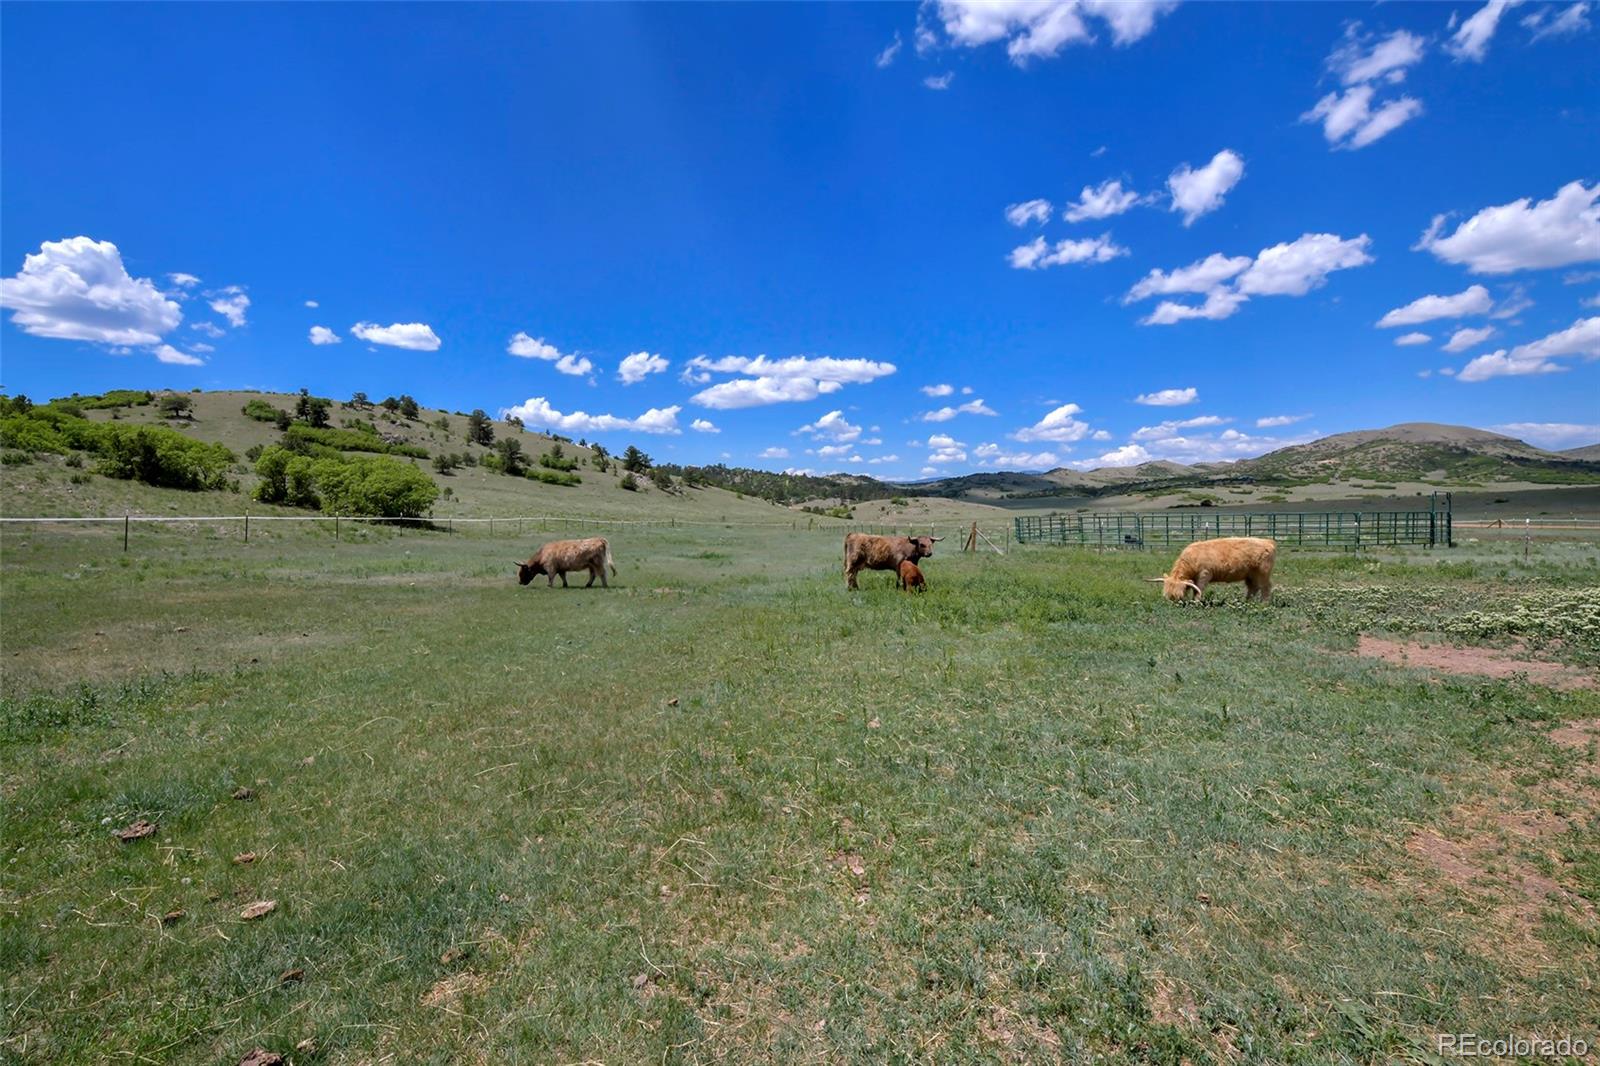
[1258,578,1272,605]
[547,573,556,587]
[846,564,860,591]
[599,566,609,588]
[1193,571,1211,602]
[585,567,596,587]
[1244,576,1259,602]
[560,572,569,588]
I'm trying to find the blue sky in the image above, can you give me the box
[2,1,1597,476]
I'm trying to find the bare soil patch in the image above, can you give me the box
[1356,635,1596,691]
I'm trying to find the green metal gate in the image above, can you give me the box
[1013,493,1451,550]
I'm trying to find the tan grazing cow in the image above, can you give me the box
[897,559,926,593]
[1151,536,1276,603]
[844,532,941,590]
[516,537,617,588]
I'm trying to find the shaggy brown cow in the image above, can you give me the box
[516,537,617,588]
[897,559,926,593]
[844,532,941,590]
[1151,536,1276,603]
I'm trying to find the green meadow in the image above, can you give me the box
[2,524,1597,1063]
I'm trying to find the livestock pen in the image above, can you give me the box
[1014,495,1453,550]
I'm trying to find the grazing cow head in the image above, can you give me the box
[515,559,545,585]
[909,535,942,560]
[1151,573,1203,601]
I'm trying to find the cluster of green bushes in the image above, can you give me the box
[242,398,288,423]
[538,452,578,472]
[253,446,438,516]
[527,467,581,487]
[50,390,153,410]
[430,452,479,474]
[0,407,234,490]
[282,423,428,458]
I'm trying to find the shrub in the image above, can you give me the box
[467,409,494,446]
[397,395,420,420]
[621,445,651,472]
[241,398,285,422]
[527,467,581,487]
[1,450,33,465]
[283,423,428,458]
[620,472,639,491]
[93,424,234,490]
[254,446,437,516]
[51,389,151,410]
[539,452,579,472]
[0,415,68,454]
[650,469,675,493]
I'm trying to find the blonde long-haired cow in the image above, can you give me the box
[1150,536,1276,604]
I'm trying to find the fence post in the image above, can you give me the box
[244,510,249,543]
[335,514,340,542]
[123,514,130,553]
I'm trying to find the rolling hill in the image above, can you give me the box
[4,389,1599,521]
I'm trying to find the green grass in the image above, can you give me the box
[2,527,1598,1062]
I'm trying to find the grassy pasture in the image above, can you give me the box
[2,526,1598,1063]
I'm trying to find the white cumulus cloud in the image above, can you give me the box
[690,418,719,433]
[921,383,955,397]
[1523,1,1592,40]
[1008,234,1127,269]
[973,443,1059,468]
[1064,179,1142,222]
[1125,253,1252,302]
[309,326,341,346]
[796,410,863,442]
[207,286,250,328]
[1167,149,1244,225]
[154,344,204,366]
[1377,285,1494,327]
[1416,180,1600,274]
[1492,421,1600,449]
[167,272,201,289]
[1442,325,1497,352]
[617,350,669,385]
[1134,387,1198,406]
[1302,85,1423,149]
[1130,233,1371,325]
[876,32,903,67]
[759,447,790,459]
[930,0,1180,64]
[500,396,682,435]
[0,236,181,347]
[507,331,591,375]
[1328,26,1427,84]
[1458,316,1600,381]
[1447,0,1525,61]
[1005,199,1053,227]
[924,72,955,90]
[685,354,895,409]
[1395,331,1433,346]
[1132,414,1229,439]
[1256,413,1310,428]
[353,321,442,351]
[921,398,998,421]
[1013,402,1092,443]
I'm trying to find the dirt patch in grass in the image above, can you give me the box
[1401,794,1595,968]
[1356,635,1596,691]
[1549,717,1600,765]
[421,971,486,1008]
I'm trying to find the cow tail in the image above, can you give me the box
[605,541,617,577]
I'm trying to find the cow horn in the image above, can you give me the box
[1183,580,1204,595]
[929,535,944,541]
[1144,578,1166,583]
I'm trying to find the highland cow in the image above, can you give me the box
[1151,536,1276,603]
[516,537,617,588]
[844,532,941,590]
[897,559,926,593]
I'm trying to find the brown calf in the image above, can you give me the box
[844,532,941,590]
[897,559,926,592]
[516,537,617,588]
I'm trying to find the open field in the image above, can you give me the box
[3,523,1598,1062]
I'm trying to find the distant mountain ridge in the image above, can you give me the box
[898,422,1600,500]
